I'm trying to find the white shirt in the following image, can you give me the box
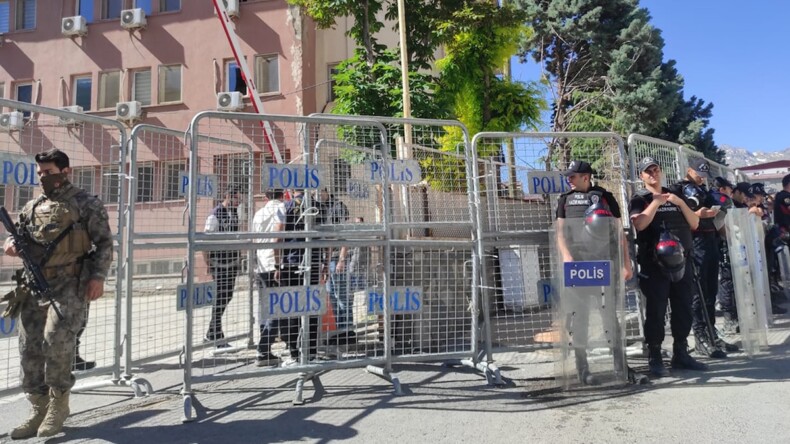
[252,199,286,273]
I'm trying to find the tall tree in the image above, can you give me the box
[659,95,724,164]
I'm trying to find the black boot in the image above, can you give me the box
[693,331,727,359]
[575,350,599,385]
[647,344,669,378]
[672,341,708,371]
[722,312,739,334]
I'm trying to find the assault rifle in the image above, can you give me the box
[0,206,64,320]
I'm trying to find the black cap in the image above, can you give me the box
[734,182,754,198]
[712,176,734,189]
[561,160,593,176]
[688,157,713,178]
[750,182,766,196]
[639,157,660,173]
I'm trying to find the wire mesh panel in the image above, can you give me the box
[472,132,634,371]
[126,125,204,375]
[311,114,483,371]
[678,145,738,183]
[0,99,126,394]
[181,111,397,410]
[627,134,682,189]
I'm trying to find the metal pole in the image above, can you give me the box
[397,0,413,146]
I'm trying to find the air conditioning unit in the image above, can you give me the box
[0,112,24,132]
[62,16,88,37]
[120,8,146,30]
[217,91,244,111]
[58,106,84,126]
[224,0,240,18]
[116,101,142,122]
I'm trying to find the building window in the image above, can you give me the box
[136,163,153,202]
[73,168,95,195]
[132,69,151,106]
[98,71,120,110]
[225,60,247,95]
[163,161,184,200]
[254,54,278,94]
[214,154,249,196]
[0,1,9,33]
[158,64,181,103]
[73,75,92,111]
[15,0,35,30]
[0,185,6,208]
[77,0,94,22]
[103,0,123,19]
[101,165,120,204]
[327,63,340,102]
[160,0,179,12]
[15,82,32,117]
[332,158,350,195]
[14,186,33,211]
[135,0,152,14]
[0,82,4,100]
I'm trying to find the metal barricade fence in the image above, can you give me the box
[180,111,399,420]
[471,132,635,377]
[310,113,489,381]
[0,99,132,395]
[678,145,739,184]
[125,124,257,393]
[626,134,683,189]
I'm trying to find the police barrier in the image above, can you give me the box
[0,99,135,396]
[310,114,487,381]
[678,145,740,185]
[470,132,632,385]
[724,209,769,356]
[181,112,396,419]
[554,217,627,388]
[125,125,257,392]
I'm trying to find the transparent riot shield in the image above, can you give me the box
[724,209,768,357]
[779,244,790,289]
[553,217,627,389]
[745,214,773,326]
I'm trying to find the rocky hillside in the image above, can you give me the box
[721,144,790,168]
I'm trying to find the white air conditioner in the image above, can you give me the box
[217,91,244,111]
[58,106,84,126]
[120,8,146,30]
[0,111,24,132]
[62,16,88,37]
[116,101,142,122]
[224,0,240,18]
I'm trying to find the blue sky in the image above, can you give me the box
[511,0,790,153]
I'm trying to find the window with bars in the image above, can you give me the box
[0,185,6,208]
[14,186,33,212]
[15,0,35,30]
[101,165,120,204]
[73,168,95,195]
[163,161,185,200]
[136,163,153,202]
[132,69,151,106]
[98,71,120,110]
[254,54,279,94]
[158,64,182,103]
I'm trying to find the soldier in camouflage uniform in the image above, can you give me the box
[3,148,112,439]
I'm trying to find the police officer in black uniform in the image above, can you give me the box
[675,158,726,358]
[719,182,754,333]
[556,160,633,384]
[709,177,741,342]
[775,174,790,242]
[629,157,707,377]
[752,182,790,314]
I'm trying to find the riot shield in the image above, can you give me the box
[779,245,790,289]
[745,214,773,325]
[724,209,769,357]
[553,217,627,389]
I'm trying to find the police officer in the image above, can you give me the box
[203,185,242,346]
[675,158,726,358]
[775,174,790,241]
[556,160,633,384]
[752,182,790,314]
[4,149,112,438]
[629,157,707,377]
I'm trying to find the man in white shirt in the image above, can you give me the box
[252,189,286,365]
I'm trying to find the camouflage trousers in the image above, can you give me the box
[18,276,87,395]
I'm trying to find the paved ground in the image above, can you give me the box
[0,307,788,443]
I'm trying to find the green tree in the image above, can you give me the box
[658,95,724,164]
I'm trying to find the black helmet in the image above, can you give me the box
[681,182,705,211]
[583,196,614,242]
[655,228,686,282]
